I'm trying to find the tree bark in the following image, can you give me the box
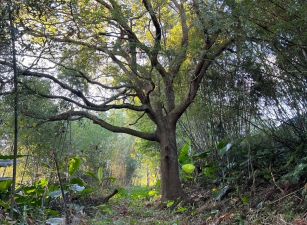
[158,122,183,201]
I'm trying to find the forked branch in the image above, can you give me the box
[49,110,158,141]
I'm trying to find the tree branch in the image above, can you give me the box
[21,81,148,112]
[170,38,234,123]
[48,110,158,141]
[142,0,161,62]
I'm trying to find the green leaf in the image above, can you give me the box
[176,206,188,213]
[242,196,250,205]
[179,140,191,165]
[0,199,10,209]
[69,157,82,176]
[45,209,61,217]
[0,179,13,193]
[217,140,228,150]
[85,171,99,181]
[148,190,157,197]
[97,167,104,183]
[282,161,307,184]
[25,187,37,194]
[218,142,232,155]
[182,164,195,174]
[193,150,210,159]
[167,200,175,208]
[36,178,48,188]
[203,166,218,179]
[70,177,85,186]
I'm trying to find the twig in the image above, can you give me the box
[129,112,146,126]
[20,153,29,185]
[270,165,285,195]
[52,149,70,223]
[268,187,303,205]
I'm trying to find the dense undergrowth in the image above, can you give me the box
[0,118,306,224]
[1,0,306,223]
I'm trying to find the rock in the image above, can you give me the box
[45,218,65,225]
[215,185,231,201]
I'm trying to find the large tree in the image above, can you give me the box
[1,0,243,200]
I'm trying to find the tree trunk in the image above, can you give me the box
[158,124,183,201]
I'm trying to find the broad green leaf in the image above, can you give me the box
[148,190,157,197]
[179,140,191,165]
[166,200,175,208]
[176,206,188,213]
[0,179,13,193]
[69,157,82,176]
[217,140,229,150]
[193,151,210,159]
[97,167,104,183]
[25,187,37,194]
[85,171,98,181]
[70,177,85,186]
[182,164,195,174]
[36,178,48,188]
[219,143,232,155]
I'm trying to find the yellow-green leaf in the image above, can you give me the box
[182,164,195,174]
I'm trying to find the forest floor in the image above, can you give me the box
[72,184,306,225]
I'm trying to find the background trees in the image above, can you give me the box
[1,0,239,200]
[0,0,306,210]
